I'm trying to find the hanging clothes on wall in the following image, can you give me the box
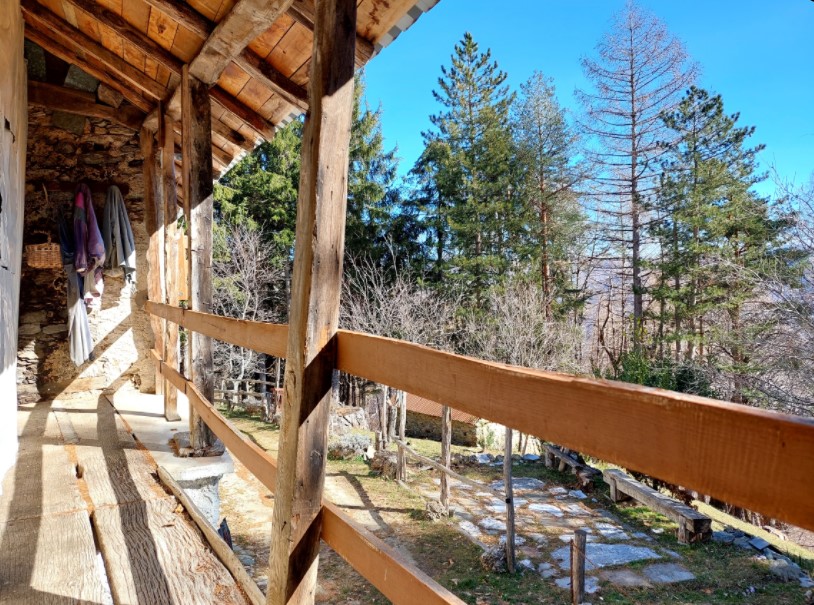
[102,185,136,287]
[73,183,105,312]
[59,212,93,366]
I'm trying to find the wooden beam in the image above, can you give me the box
[141,0,211,39]
[27,81,144,130]
[335,331,814,532]
[182,65,217,452]
[234,51,307,110]
[23,26,152,113]
[267,1,357,602]
[188,0,294,87]
[287,0,374,68]
[141,128,166,400]
[321,503,466,605]
[210,87,276,140]
[145,302,288,358]
[21,0,166,101]
[162,115,181,422]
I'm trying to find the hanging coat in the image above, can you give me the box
[73,183,105,312]
[59,212,93,366]
[102,185,136,286]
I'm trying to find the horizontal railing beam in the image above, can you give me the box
[146,302,814,531]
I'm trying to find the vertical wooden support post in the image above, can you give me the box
[162,114,181,422]
[181,64,216,451]
[504,426,515,573]
[141,127,165,395]
[440,405,452,513]
[266,1,356,602]
[397,390,407,481]
[571,529,587,604]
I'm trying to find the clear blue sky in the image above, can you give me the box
[362,0,813,195]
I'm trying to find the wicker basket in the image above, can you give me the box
[26,231,62,269]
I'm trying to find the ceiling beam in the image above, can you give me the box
[287,0,373,67]
[27,81,145,130]
[21,0,167,102]
[23,26,152,113]
[141,0,307,110]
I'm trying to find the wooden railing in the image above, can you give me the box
[146,300,814,602]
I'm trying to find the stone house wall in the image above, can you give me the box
[404,411,477,447]
[17,107,154,400]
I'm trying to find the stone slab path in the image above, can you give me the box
[414,471,696,594]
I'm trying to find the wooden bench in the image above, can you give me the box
[603,468,711,544]
[543,444,601,487]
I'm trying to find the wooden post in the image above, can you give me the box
[162,114,181,422]
[181,64,217,451]
[266,1,357,602]
[504,426,515,573]
[440,405,451,513]
[397,390,407,481]
[571,529,587,604]
[141,127,165,396]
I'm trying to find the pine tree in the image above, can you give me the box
[413,32,518,308]
[513,71,587,319]
[578,1,697,353]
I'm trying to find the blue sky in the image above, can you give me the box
[362,0,813,195]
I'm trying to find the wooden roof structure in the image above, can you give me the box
[21,0,438,179]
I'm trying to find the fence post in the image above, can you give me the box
[571,528,587,604]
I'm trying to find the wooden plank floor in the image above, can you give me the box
[0,395,249,605]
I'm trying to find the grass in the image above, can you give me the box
[219,408,811,605]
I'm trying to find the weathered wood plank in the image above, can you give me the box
[266,2,357,602]
[0,511,108,604]
[440,405,451,511]
[321,503,466,605]
[162,115,181,421]
[141,128,166,398]
[27,81,144,130]
[603,469,711,541]
[335,331,814,532]
[145,302,288,358]
[189,0,293,87]
[182,66,217,452]
[286,0,372,67]
[93,497,248,605]
[157,466,266,605]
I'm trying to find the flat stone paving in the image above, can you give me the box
[419,472,696,593]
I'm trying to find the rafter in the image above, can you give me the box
[141,0,307,110]
[27,81,145,130]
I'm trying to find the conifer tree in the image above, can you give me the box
[414,32,518,308]
[578,1,697,352]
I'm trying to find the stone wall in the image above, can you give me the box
[17,107,154,400]
[405,411,477,447]
[0,0,27,483]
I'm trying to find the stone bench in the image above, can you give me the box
[603,468,711,544]
[543,444,601,487]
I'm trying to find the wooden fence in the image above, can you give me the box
[146,300,814,603]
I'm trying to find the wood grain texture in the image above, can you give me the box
[335,330,814,531]
[267,1,357,601]
[93,497,248,605]
[141,128,166,387]
[157,466,266,605]
[182,66,216,450]
[162,115,181,421]
[439,405,451,511]
[287,0,372,68]
[145,301,288,358]
[0,511,108,604]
